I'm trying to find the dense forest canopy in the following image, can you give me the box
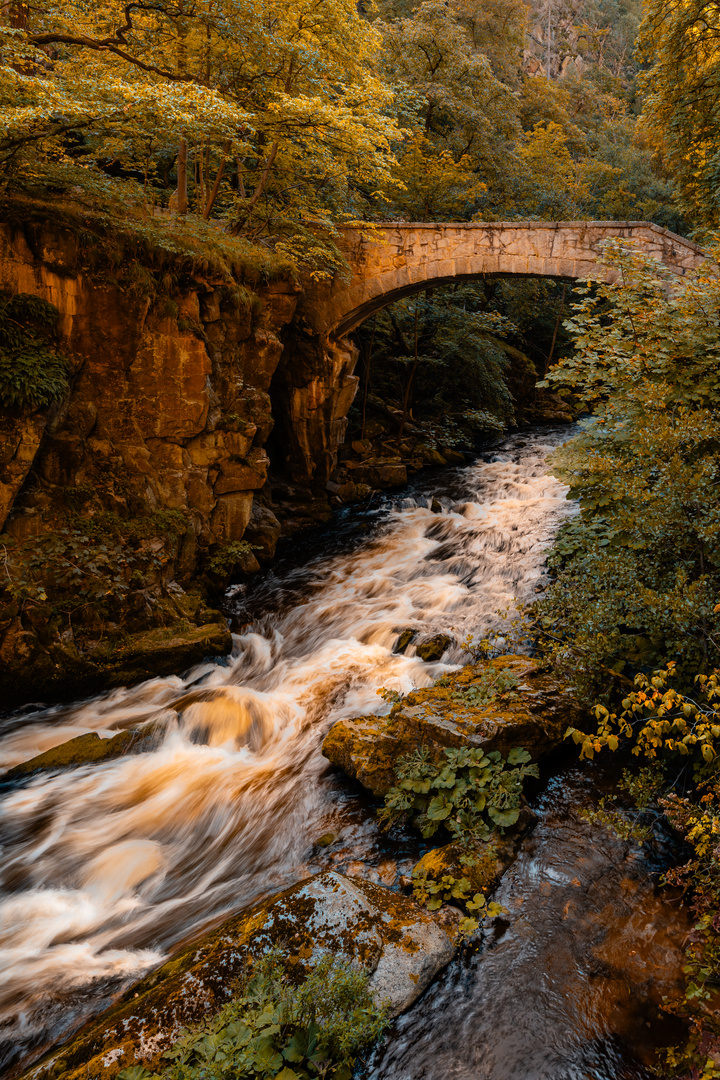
[7,2,720,1076]
[0,0,689,250]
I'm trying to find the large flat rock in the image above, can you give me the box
[27,872,455,1080]
[322,655,583,796]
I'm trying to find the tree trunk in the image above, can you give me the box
[204,141,231,219]
[177,139,189,214]
[360,319,375,441]
[397,302,420,447]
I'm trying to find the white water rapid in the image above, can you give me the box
[0,429,575,1074]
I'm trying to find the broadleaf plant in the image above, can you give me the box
[378,744,538,844]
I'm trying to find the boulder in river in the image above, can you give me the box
[322,655,583,797]
[412,807,537,898]
[2,722,163,781]
[415,632,454,661]
[26,871,456,1080]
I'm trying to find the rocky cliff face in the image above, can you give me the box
[0,219,299,543]
[0,213,304,704]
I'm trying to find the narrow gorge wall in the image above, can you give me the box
[0,219,300,544]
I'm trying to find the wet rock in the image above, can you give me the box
[415,633,453,662]
[314,832,337,848]
[26,871,456,1080]
[431,497,443,513]
[0,615,232,710]
[441,448,466,465]
[91,618,232,687]
[241,501,282,563]
[393,628,417,654]
[528,389,575,425]
[322,655,583,797]
[351,460,408,488]
[422,447,448,467]
[377,860,398,886]
[412,808,536,897]
[3,722,162,781]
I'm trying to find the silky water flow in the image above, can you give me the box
[0,430,690,1078]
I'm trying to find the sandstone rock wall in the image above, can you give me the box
[0,219,299,543]
[270,324,359,487]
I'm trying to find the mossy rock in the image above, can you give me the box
[393,628,417,655]
[24,872,456,1080]
[415,633,453,662]
[322,655,583,797]
[2,722,163,781]
[0,615,232,709]
[412,806,536,899]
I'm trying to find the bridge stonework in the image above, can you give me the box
[299,221,706,341]
[277,221,706,490]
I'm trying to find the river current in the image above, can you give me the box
[0,429,689,1078]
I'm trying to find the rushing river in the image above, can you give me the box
[0,429,689,1078]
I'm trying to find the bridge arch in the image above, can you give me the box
[299,220,706,341]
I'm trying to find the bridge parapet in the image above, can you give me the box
[299,221,707,340]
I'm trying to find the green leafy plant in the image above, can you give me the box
[206,541,260,577]
[449,667,519,708]
[0,290,71,409]
[117,952,388,1080]
[378,744,538,844]
[578,767,663,849]
[566,663,720,784]
[411,853,506,938]
[1,509,188,613]
[535,241,720,690]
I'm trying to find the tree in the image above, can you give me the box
[0,0,402,275]
[637,0,720,230]
[380,0,522,215]
[536,240,720,687]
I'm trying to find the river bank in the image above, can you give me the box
[0,430,690,1080]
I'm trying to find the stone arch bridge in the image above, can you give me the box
[300,220,706,340]
[277,220,707,486]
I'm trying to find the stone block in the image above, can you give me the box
[209,490,254,541]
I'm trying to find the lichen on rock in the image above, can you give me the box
[322,654,583,797]
[25,871,455,1080]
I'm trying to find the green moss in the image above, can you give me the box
[3,723,163,781]
[322,655,583,797]
[1,194,296,294]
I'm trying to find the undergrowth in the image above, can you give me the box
[117,952,388,1080]
[0,290,71,409]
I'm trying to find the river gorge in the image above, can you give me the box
[0,430,691,1079]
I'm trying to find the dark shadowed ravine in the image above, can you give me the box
[0,429,690,1079]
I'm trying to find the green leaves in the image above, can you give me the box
[146,953,387,1080]
[282,1023,321,1064]
[535,240,720,693]
[426,795,452,820]
[0,290,70,410]
[379,742,538,845]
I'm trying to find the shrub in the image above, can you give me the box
[118,952,388,1080]
[378,744,538,843]
[0,290,70,409]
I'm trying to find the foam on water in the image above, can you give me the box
[0,431,575,1072]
